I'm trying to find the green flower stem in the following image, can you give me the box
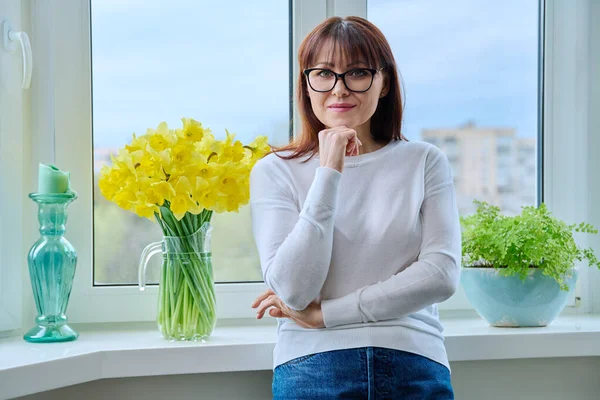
[170,279,183,334]
[155,207,216,340]
[182,257,214,324]
[182,255,214,306]
[183,281,189,335]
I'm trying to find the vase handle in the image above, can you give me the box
[138,241,163,291]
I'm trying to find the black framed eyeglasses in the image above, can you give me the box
[303,67,384,93]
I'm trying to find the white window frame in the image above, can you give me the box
[0,0,24,333]
[542,0,599,314]
[589,0,600,314]
[20,0,598,326]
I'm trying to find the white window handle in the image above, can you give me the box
[2,21,32,89]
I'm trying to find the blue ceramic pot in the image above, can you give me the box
[461,267,577,327]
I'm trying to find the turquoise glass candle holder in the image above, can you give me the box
[24,192,79,343]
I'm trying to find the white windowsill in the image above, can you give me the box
[2,313,600,399]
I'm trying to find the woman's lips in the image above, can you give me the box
[328,104,356,113]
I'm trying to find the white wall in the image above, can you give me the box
[15,357,600,400]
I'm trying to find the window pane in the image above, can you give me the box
[369,0,539,215]
[92,0,290,285]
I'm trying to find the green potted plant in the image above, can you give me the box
[460,200,599,327]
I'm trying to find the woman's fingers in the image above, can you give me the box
[253,293,318,329]
[345,135,362,157]
[255,294,288,319]
[251,289,275,308]
[264,306,314,329]
[269,308,286,318]
[352,136,362,156]
[255,295,277,318]
[268,307,310,328]
[351,139,361,156]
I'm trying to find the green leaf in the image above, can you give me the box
[460,200,600,291]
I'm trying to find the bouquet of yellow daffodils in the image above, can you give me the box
[99,118,270,340]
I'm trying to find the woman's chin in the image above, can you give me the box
[324,117,359,129]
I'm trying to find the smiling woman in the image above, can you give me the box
[251,16,459,399]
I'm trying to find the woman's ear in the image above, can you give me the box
[380,73,390,98]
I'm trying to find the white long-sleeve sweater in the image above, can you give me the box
[249,139,462,371]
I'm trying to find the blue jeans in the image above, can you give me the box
[272,347,453,399]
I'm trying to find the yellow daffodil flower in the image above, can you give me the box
[98,117,270,220]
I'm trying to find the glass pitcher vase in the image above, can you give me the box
[139,221,217,341]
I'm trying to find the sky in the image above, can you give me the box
[90,0,539,149]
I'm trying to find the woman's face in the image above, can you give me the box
[306,39,388,130]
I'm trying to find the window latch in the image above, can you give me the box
[2,20,32,90]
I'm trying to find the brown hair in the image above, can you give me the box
[268,16,407,162]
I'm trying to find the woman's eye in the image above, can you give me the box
[318,70,333,78]
[349,69,368,77]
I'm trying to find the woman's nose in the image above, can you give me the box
[331,77,349,97]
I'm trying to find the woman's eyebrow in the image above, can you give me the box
[314,60,369,68]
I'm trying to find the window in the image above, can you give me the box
[91,0,291,286]
[368,0,539,218]
[30,0,597,325]
[42,0,331,323]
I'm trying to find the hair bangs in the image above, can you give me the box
[305,21,380,69]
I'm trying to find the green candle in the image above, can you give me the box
[38,163,71,194]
